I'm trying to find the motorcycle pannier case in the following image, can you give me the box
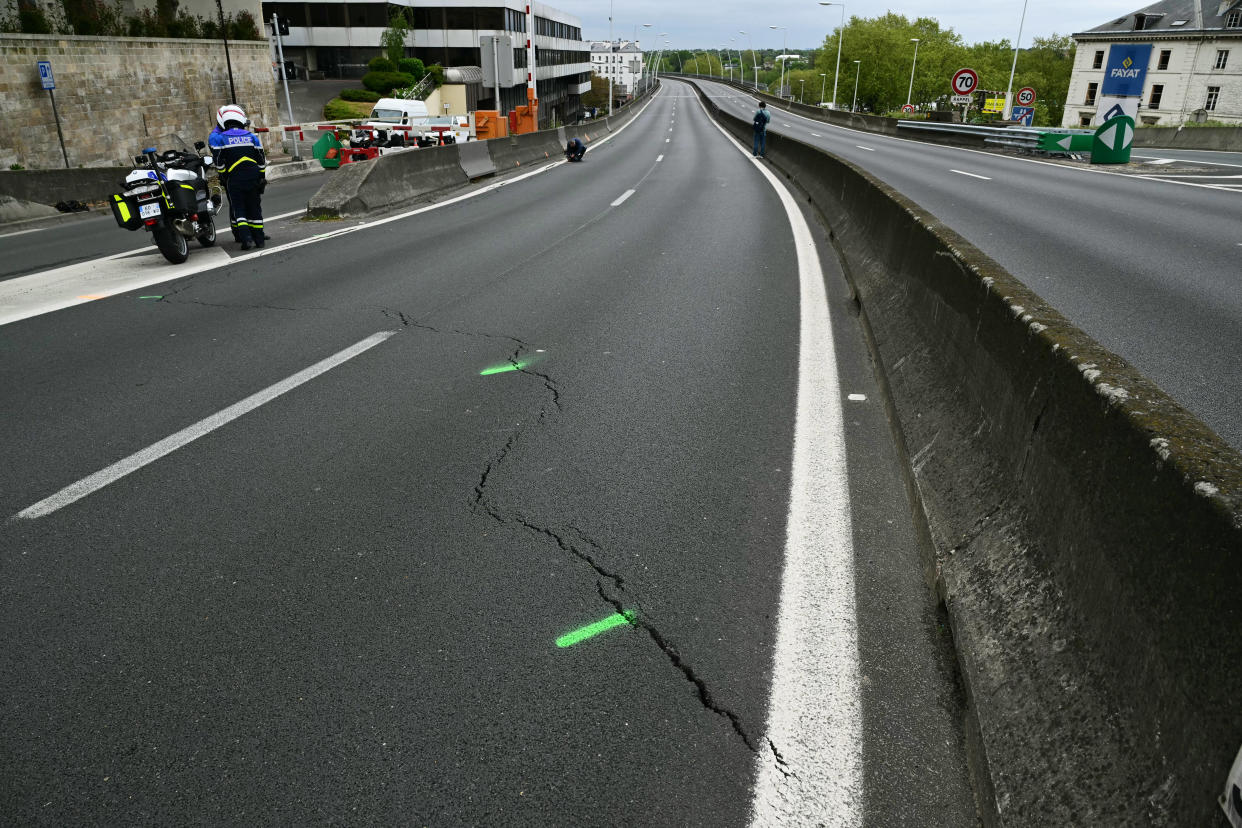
[109,192,142,231]
[169,181,200,214]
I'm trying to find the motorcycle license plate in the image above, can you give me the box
[138,202,161,219]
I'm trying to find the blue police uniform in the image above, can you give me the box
[210,126,267,248]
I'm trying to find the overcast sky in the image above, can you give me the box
[579,1,1146,49]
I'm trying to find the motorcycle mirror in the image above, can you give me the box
[193,140,206,150]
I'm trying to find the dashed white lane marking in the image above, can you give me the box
[855,145,875,151]
[950,169,992,180]
[611,189,636,206]
[669,127,674,132]
[811,132,823,137]
[847,393,867,401]
[689,79,863,828]
[656,154,664,162]
[666,138,670,143]
[15,330,397,519]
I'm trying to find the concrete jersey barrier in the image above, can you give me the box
[685,77,1242,826]
[305,82,659,219]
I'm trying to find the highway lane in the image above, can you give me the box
[0,82,976,825]
[0,173,328,281]
[697,79,1242,451]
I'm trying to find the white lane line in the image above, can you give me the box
[811,132,823,137]
[14,330,397,520]
[666,138,670,143]
[855,145,875,152]
[611,189,636,206]
[0,225,55,239]
[691,81,862,827]
[1142,158,1177,165]
[847,393,867,401]
[656,154,664,162]
[950,169,992,180]
[669,127,674,132]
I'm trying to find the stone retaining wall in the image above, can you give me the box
[1,33,278,170]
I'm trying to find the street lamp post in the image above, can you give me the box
[1002,0,1030,119]
[769,25,787,99]
[906,37,920,107]
[799,78,805,103]
[851,59,860,111]
[818,2,845,109]
[819,72,826,105]
[739,30,758,89]
[607,0,614,116]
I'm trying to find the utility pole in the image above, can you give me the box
[215,0,237,104]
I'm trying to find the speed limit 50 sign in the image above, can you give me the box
[1017,86,1036,106]
[951,68,978,95]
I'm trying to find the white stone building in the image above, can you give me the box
[588,40,643,95]
[1062,0,1242,126]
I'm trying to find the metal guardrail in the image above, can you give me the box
[896,120,1096,153]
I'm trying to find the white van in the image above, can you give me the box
[365,98,431,128]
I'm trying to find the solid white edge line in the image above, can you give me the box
[611,189,636,206]
[855,145,875,151]
[686,80,863,825]
[2,90,665,327]
[950,168,992,180]
[696,79,1242,195]
[15,330,397,519]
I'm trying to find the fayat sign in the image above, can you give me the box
[1101,43,1153,97]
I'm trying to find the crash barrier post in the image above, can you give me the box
[684,76,1242,827]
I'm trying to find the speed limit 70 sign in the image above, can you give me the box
[951,68,978,95]
[1016,86,1036,106]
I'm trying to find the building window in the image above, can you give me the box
[1093,50,1104,68]
[1226,10,1241,27]
[1079,114,1092,127]
[1214,50,1229,69]
[1158,49,1171,69]
[1149,84,1163,108]
[1205,86,1220,110]
[1085,82,1098,105]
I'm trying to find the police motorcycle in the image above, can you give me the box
[109,138,222,264]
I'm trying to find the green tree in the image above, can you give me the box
[582,73,619,109]
[380,6,410,64]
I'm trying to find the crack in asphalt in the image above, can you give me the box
[387,306,774,763]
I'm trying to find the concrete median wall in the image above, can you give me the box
[1134,125,1242,150]
[0,167,128,205]
[690,78,1242,826]
[306,144,469,218]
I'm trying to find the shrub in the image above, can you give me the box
[397,57,425,78]
[340,88,382,102]
[231,9,260,39]
[425,63,445,88]
[362,70,415,94]
[367,56,396,73]
[323,98,374,121]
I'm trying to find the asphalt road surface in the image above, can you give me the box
[697,78,1242,451]
[0,83,977,825]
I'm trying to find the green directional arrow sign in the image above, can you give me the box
[1091,115,1135,165]
[1038,132,1093,154]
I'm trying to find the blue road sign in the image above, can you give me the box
[1101,44,1151,97]
[37,60,54,90]
[1012,105,1034,126]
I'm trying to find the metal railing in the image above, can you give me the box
[897,120,1095,153]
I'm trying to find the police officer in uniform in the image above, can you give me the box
[209,104,267,250]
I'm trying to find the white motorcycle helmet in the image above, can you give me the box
[216,104,247,130]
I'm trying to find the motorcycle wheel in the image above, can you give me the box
[196,215,216,247]
[153,224,189,264]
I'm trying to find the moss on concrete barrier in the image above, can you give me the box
[688,77,1242,826]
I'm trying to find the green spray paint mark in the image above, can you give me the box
[556,610,637,648]
[479,360,529,376]
[139,295,162,300]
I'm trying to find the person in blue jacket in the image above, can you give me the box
[209,104,267,250]
[752,101,771,157]
[565,137,586,162]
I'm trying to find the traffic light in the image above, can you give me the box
[275,15,289,36]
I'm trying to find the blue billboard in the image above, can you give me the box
[1101,43,1152,97]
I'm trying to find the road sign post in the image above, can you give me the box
[951,68,978,119]
[38,61,69,168]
